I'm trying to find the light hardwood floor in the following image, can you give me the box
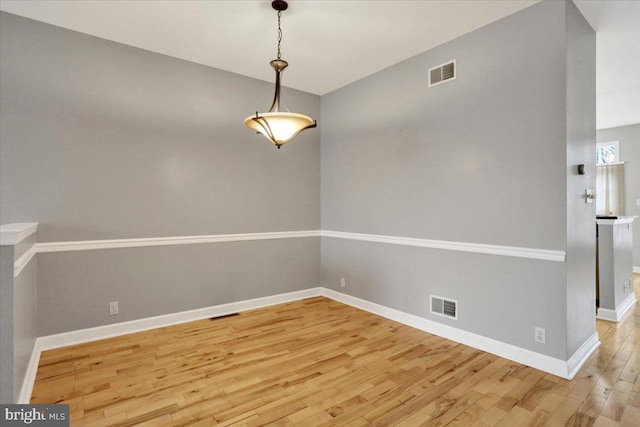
[32,274,640,426]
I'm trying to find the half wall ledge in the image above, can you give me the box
[0,223,38,246]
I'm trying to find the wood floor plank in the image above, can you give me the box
[30,274,640,426]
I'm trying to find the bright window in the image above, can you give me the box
[596,141,619,165]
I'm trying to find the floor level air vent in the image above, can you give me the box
[429,60,456,87]
[430,295,458,320]
[209,313,239,321]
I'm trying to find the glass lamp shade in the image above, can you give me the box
[244,111,316,148]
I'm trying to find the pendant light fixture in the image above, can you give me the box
[244,0,317,149]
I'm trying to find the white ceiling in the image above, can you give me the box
[575,0,640,130]
[1,0,639,130]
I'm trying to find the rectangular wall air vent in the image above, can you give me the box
[428,60,456,87]
[430,295,458,320]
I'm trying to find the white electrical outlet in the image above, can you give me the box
[109,301,119,315]
[636,198,640,206]
[340,277,346,288]
[535,327,546,344]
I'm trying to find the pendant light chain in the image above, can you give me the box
[243,0,317,149]
[277,10,283,60]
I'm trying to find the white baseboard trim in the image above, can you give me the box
[566,332,601,380]
[597,293,637,323]
[320,288,596,380]
[37,288,322,351]
[596,308,617,322]
[19,286,598,403]
[633,266,640,273]
[17,341,41,404]
[19,288,322,403]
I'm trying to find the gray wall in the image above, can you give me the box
[321,1,567,250]
[1,0,599,372]
[597,123,640,267]
[0,13,320,242]
[321,0,594,360]
[0,12,321,335]
[321,238,568,357]
[565,0,596,357]
[597,223,634,310]
[0,247,15,403]
[37,238,318,335]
